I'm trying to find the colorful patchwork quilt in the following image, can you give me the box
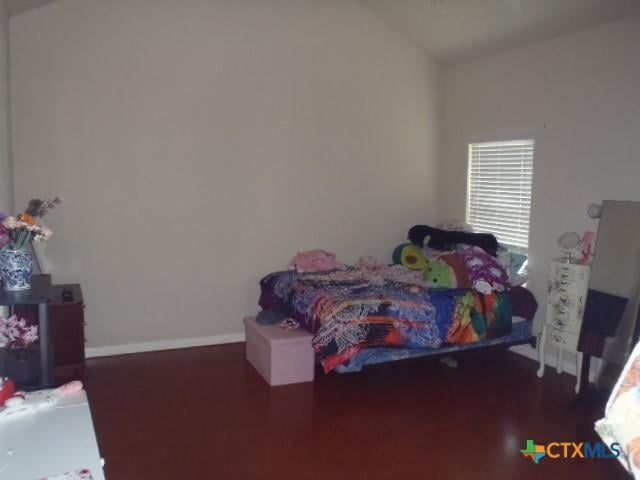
[259,270,514,372]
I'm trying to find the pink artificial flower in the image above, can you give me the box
[0,314,38,348]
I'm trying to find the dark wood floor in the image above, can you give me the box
[84,344,628,480]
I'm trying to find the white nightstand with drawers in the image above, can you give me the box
[537,259,590,393]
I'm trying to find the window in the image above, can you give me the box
[466,139,534,252]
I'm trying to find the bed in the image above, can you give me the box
[259,266,537,373]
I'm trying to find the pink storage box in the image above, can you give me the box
[244,316,315,386]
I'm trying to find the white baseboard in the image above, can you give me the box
[85,332,246,358]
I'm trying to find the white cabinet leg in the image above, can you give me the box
[537,326,546,378]
[575,352,583,394]
[557,350,564,374]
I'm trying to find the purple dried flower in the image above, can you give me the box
[35,197,63,218]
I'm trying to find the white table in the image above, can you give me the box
[0,390,105,480]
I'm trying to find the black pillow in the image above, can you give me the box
[408,225,499,257]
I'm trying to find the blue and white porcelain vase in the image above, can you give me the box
[0,249,34,291]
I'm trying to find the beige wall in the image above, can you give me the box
[10,0,442,349]
[0,1,11,214]
[441,15,640,332]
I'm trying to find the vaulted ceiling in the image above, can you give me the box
[5,1,640,66]
[359,0,640,65]
[4,0,57,17]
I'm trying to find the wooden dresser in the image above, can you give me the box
[49,284,85,384]
[15,283,85,385]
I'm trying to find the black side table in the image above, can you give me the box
[0,274,53,389]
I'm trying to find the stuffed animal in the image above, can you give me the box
[394,244,463,288]
[392,243,430,271]
[408,225,499,257]
[423,260,454,288]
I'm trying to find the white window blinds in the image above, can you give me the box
[466,139,534,250]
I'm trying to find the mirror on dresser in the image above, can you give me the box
[576,200,640,401]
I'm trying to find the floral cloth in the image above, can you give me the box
[596,340,640,478]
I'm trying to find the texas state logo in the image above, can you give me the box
[521,439,621,464]
[521,440,547,464]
